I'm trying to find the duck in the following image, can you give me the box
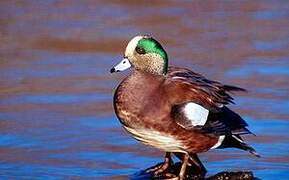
[110,35,259,180]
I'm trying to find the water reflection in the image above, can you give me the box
[0,0,288,179]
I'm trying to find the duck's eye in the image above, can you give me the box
[135,46,146,55]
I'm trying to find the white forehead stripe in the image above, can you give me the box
[125,35,144,56]
[183,102,209,126]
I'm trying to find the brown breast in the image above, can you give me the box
[113,70,169,128]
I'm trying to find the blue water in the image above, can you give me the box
[0,1,288,179]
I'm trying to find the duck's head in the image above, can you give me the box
[110,35,168,75]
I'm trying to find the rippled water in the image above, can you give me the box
[0,1,288,179]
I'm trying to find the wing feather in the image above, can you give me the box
[166,66,251,136]
[167,66,246,109]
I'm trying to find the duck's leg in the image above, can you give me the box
[178,153,189,180]
[174,152,206,175]
[189,153,207,174]
[146,152,173,174]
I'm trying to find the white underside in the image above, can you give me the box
[123,126,186,153]
[183,102,209,126]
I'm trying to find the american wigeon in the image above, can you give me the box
[110,35,259,180]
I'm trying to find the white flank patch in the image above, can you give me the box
[123,126,186,153]
[210,135,225,149]
[183,102,209,126]
[125,35,144,57]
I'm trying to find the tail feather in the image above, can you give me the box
[237,140,261,158]
[232,127,256,136]
[219,135,260,157]
[223,85,247,92]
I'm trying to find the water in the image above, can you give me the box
[0,1,288,179]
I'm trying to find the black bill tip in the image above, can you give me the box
[110,67,115,73]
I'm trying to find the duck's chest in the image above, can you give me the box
[113,72,166,127]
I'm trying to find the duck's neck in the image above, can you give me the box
[134,55,168,75]
[136,64,168,76]
[132,69,166,81]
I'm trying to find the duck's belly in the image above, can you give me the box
[123,125,187,153]
[115,94,187,153]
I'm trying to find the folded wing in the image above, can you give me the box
[166,66,259,157]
